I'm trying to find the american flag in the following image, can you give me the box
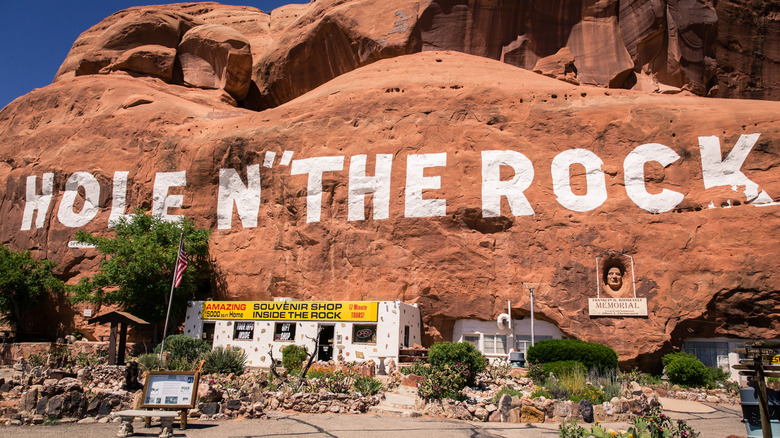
[173,237,188,288]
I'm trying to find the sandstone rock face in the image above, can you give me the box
[1,2,780,368]
[178,24,253,99]
[50,1,778,110]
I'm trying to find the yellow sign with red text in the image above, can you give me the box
[201,301,378,322]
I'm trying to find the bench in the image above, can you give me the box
[114,409,180,438]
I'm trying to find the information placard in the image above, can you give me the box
[588,298,648,316]
[142,371,199,409]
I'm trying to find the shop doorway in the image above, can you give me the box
[202,322,215,346]
[317,325,335,361]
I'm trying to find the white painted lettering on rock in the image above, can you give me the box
[405,153,447,218]
[152,171,187,222]
[290,156,345,223]
[218,164,261,229]
[348,154,393,221]
[699,133,773,205]
[21,173,54,230]
[551,149,607,212]
[623,143,684,214]
[57,171,101,228]
[481,150,535,217]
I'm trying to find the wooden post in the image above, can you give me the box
[108,322,118,366]
[754,355,772,438]
[179,409,187,430]
[117,323,128,366]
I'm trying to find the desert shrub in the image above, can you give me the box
[281,344,308,373]
[203,346,247,375]
[705,366,732,388]
[417,362,469,400]
[401,357,429,377]
[491,386,524,404]
[483,358,512,380]
[26,353,46,367]
[354,376,383,395]
[321,369,354,393]
[428,341,487,386]
[591,368,624,400]
[155,334,211,364]
[526,339,618,372]
[306,364,333,379]
[571,383,605,404]
[137,353,162,372]
[542,360,587,379]
[665,355,708,387]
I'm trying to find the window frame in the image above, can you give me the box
[352,324,378,345]
[273,322,297,342]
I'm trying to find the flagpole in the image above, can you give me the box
[159,231,185,362]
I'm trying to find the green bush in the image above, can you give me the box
[662,352,697,368]
[354,376,383,395]
[203,346,248,375]
[665,355,708,387]
[526,339,618,372]
[155,334,211,363]
[541,360,586,379]
[417,362,469,400]
[428,342,487,386]
[281,344,308,373]
[705,366,731,387]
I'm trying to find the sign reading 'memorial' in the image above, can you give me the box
[201,301,379,322]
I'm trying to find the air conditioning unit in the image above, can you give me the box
[497,313,511,330]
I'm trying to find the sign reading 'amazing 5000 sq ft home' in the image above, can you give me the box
[201,301,379,322]
[15,134,775,232]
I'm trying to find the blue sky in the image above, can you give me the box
[0,1,292,110]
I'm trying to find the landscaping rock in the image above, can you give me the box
[200,402,220,416]
[579,399,594,423]
[18,387,37,412]
[520,405,545,423]
[47,394,64,417]
[225,399,241,410]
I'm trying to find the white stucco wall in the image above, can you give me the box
[184,300,421,369]
[452,318,565,361]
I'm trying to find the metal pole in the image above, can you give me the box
[159,231,184,363]
[525,286,535,346]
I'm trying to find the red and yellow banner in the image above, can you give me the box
[201,301,378,322]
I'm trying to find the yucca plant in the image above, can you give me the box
[202,346,247,375]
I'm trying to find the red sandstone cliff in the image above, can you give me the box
[1,1,779,366]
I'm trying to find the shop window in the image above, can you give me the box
[353,324,377,344]
[274,322,296,341]
[515,335,553,355]
[233,321,254,341]
[483,334,507,355]
[682,340,731,370]
[463,334,480,350]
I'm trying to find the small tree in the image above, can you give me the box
[0,246,63,338]
[70,211,211,338]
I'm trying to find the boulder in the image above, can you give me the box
[579,399,594,423]
[105,45,177,81]
[18,388,38,412]
[520,405,545,423]
[178,24,253,100]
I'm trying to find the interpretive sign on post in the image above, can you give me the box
[142,371,199,409]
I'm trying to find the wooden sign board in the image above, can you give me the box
[142,371,200,409]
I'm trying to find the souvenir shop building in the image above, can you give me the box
[184,299,422,368]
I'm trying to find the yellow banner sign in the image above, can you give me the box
[201,301,378,322]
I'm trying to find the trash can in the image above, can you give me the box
[740,386,780,437]
[508,351,525,368]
